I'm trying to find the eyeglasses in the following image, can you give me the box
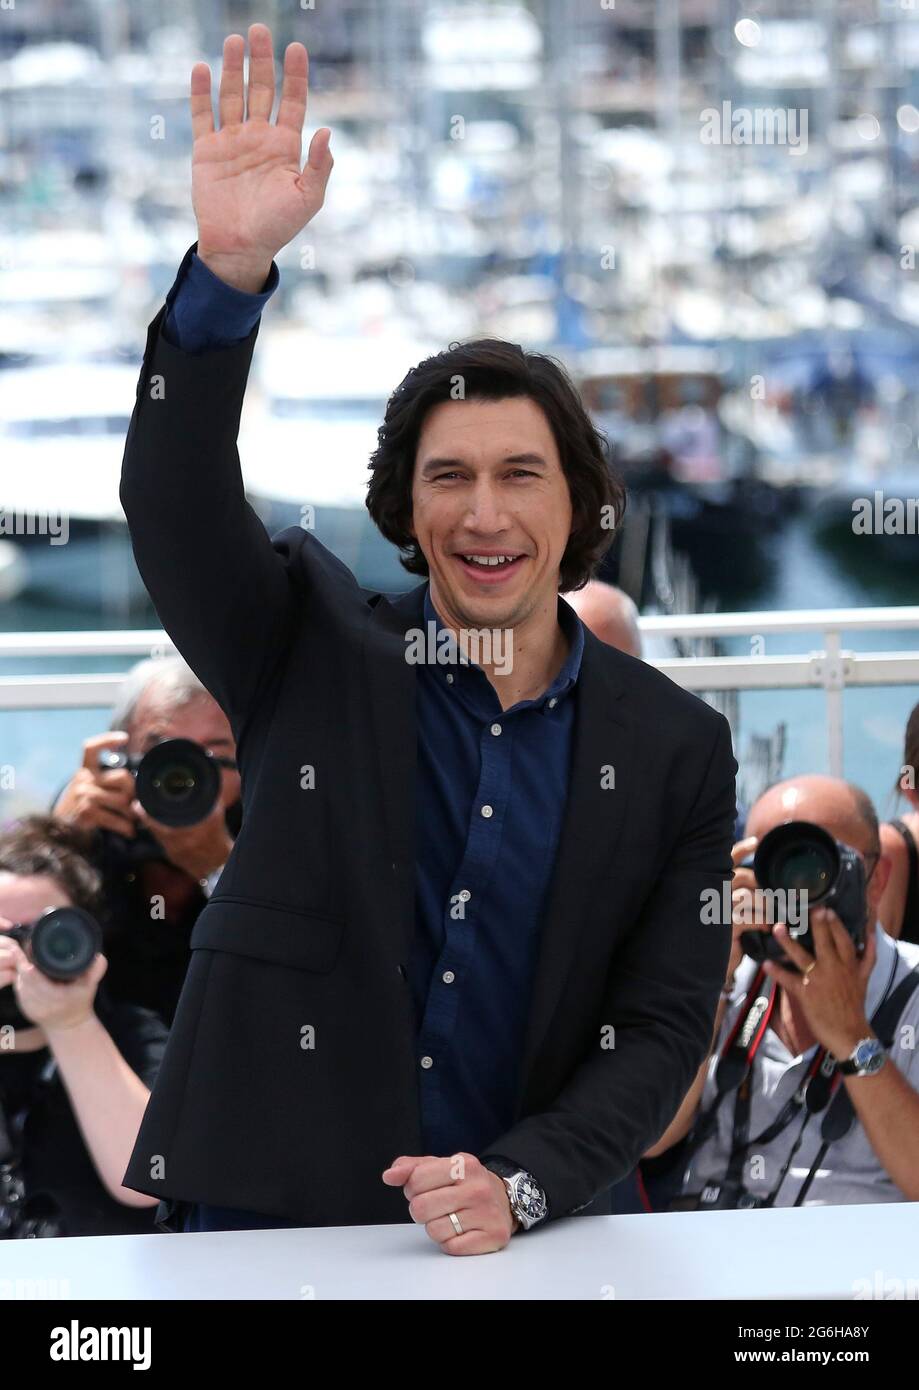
[862,852,880,883]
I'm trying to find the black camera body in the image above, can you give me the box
[98,737,224,828]
[3,906,101,982]
[739,819,868,970]
[0,907,103,1030]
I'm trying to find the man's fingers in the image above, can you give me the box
[731,836,758,867]
[762,958,804,997]
[304,126,333,176]
[81,731,129,770]
[190,62,214,141]
[92,807,138,838]
[772,922,814,973]
[809,907,842,961]
[277,42,309,134]
[218,33,245,128]
[95,768,136,799]
[246,22,275,122]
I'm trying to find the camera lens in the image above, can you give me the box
[135,738,221,827]
[767,842,835,898]
[29,908,101,981]
[753,820,840,904]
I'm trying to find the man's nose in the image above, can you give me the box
[463,484,507,532]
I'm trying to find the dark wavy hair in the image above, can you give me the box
[365,338,626,593]
[0,815,103,917]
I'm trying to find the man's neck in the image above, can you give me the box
[772,987,818,1058]
[486,620,570,711]
[431,588,569,711]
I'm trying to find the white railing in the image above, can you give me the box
[1,607,919,776]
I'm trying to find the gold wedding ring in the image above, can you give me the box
[803,961,816,985]
[448,1212,463,1236]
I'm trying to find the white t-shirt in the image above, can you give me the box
[680,924,919,1207]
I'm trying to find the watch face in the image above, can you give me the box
[853,1041,884,1072]
[514,1175,548,1224]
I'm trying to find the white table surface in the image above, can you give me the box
[0,1201,917,1299]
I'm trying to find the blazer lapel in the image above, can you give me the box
[515,627,636,1104]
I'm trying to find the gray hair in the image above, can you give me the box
[109,656,211,734]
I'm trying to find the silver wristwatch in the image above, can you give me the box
[484,1157,548,1230]
[837,1036,887,1077]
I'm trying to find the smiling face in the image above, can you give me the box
[409,396,573,632]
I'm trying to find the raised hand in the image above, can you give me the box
[189,22,333,292]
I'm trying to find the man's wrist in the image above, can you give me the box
[829,1018,875,1061]
[196,246,274,295]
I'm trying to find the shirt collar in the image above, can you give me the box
[422,582,584,711]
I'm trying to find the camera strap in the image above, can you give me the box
[721,1025,831,1207]
[678,967,777,1163]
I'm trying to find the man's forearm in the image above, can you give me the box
[843,1058,919,1200]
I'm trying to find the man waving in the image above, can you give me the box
[120,23,737,1254]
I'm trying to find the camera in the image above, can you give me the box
[739,819,868,970]
[2,906,101,982]
[0,907,103,1030]
[98,737,234,828]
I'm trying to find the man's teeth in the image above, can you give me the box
[462,554,519,567]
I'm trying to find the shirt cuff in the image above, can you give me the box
[163,250,280,355]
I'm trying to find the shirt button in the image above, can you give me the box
[420,1055,434,1069]
[547,697,558,708]
[442,970,455,984]
[490,723,502,736]
[458,889,471,902]
[125,872,135,883]
[445,673,454,685]
[481,804,493,818]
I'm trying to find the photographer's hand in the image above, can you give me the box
[52,732,137,838]
[727,835,772,988]
[131,798,233,884]
[762,907,876,1059]
[3,937,107,1033]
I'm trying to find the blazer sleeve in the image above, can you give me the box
[119,249,302,734]
[480,712,737,1221]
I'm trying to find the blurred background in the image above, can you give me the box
[1,0,918,822]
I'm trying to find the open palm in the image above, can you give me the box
[190,24,333,290]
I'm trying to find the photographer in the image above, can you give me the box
[0,816,167,1237]
[644,774,919,1207]
[52,656,241,1025]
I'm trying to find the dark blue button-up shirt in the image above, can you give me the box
[411,584,582,1157]
[162,255,640,1230]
